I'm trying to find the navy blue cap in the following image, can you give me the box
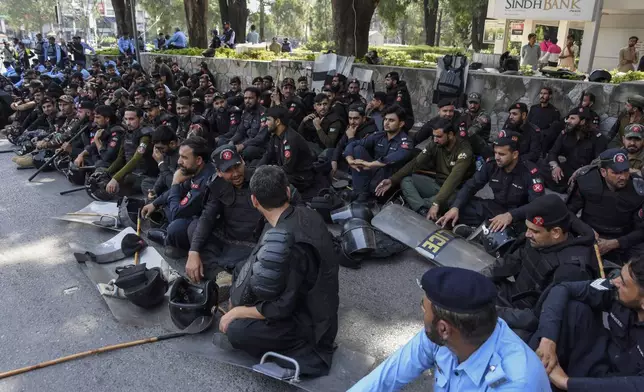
[213,144,242,172]
[599,148,629,173]
[418,267,497,313]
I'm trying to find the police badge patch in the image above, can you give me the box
[137,143,147,154]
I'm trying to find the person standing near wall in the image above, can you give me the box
[559,35,577,71]
[521,33,541,71]
[618,36,639,72]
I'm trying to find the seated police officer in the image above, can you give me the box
[568,148,644,264]
[257,107,319,200]
[143,98,178,130]
[228,87,266,162]
[542,107,608,193]
[344,105,414,202]
[331,103,377,177]
[147,125,179,201]
[375,119,473,220]
[480,194,596,311]
[185,145,262,281]
[104,106,159,196]
[349,267,550,391]
[437,130,544,235]
[218,165,339,377]
[530,255,644,391]
[456,92,492,159]
[142,136,214,253]
[503,103,541,163]
[74,105,123,169]
[298,93,346,156]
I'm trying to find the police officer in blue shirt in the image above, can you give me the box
[349,267,551,392]
[343,105,414,201]
[117,34,135,57]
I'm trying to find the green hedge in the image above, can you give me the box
[371,45,467,60]
[610,70,644,84]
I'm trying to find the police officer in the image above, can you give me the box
[437,130,544,234]
[186,145,262,280]
[220,165,339,378]
[296,76,315,113]
[257,107,318,199]
[228,87,266,161]
[224,76,242,100]
[331,73,348,100]
[276,78,307,127]
[74,105,123,169]
[568,148,644,264]
[331,103,378,176]
[175,96,209,142]
[345,78,367,106]
[143,99,178,130]
[147,125,179,200]
[503,102,541,163]
[213,94,243,145]
[366,91,387,133]
[376,119,473,220]
[384,71,414,131]
[623,124,644,172]
[104,106,159,196]
[413,99,456,145]
[607,95,644,148]
[298,93,346,156]
[344,105,414,202]
[527,87,561,154]
[456,92,492,159]
[142,136,214,254]
[530,256,644,391]
[480,194,596,311]
[349,267,550,391]
[65,100,98,161]
[580,91,601,131]
[543,106,608,193]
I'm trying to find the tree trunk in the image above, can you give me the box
[111,0,133,37]
[218,0,249,43]
[259,0,265,41]
[424,0,438,46]
[184,0,208,48]
[436,9,442,46]
[470,1,487,51]
[331,0,376,57]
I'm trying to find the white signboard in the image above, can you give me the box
[490,0,597,21]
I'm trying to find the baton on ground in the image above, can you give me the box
[59,186,88,195]
[594,243,606,279]
[0,149,15,154]
[28,122,90,182]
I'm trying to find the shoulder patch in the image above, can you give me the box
[457,152,468,160]
[530,167,538,175]
[597,133,602,138]
[634,176,644,196]
[590,278,611,291]
[137,142,147,154]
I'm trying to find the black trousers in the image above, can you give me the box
[458,198,508,226]
[187,223,254,275]
[529,300,611,378]
[226,318,330,377]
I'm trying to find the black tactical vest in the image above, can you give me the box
[220,181,262,242]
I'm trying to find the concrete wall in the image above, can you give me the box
[592,14,644,71]
[135,53,644,133]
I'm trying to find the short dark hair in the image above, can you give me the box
[244,87,260,97]
[382,104,406,123]
[431,302,498,347]
[567,34,574,40]
[314,93,329,104]
[541,87,553,95]
[134,87,148,97]
[251,24,256,30]
[583,91,596,104]
[629,36,639,41]
[95,105,115,120]
[265,107,288,124]
[528,33,536,40]
[250,165,289,209]
[180,136,210,163]
[152,125,178,144]
[124,105,143,118]
[434,118,455,134]
[628,255,644,292]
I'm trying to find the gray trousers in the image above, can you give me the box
[400,174,442,212]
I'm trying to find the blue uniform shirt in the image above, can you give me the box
[165,31,187,48]
[344,130,413,167]
[349,319,551,392]
[165,163,216,221]
[117,37,135,54]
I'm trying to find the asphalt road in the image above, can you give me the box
[0,140,433,392]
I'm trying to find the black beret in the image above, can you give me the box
[525,194,571,229]
[567,106,591,120]
[348,103,366,116]
[230,76,241,84]
[438,98,455,108]
[79,100,96,110]
[121,234,147,257]
[509,102,528,113]
[419,267,497,313]
[297,76,307,83]
[252,76,263,84]
[494,129,521,149]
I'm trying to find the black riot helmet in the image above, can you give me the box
[86,171,116,201]
[115,264,169,309]
[32,149,55,171]
[330,202,374,224]
[168,277,219,330]
[483,225,517,255]
[340,218,377,257]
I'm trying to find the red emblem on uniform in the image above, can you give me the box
[109,141,117,147]
[615,153,626,163]
[498,130,506,138]
[639,209,644,219]
[284,150,291,158]
[111,132,117,136]
[396,96,402,102]
[180,196,189,206]
[533,183,544,193]
[532,216,544,226]
[460,131,466,137]
[191,183,200,189]
[401,142,409,150]
[223,150,233,160]
[530,168,538,175]
[289,107,295,112]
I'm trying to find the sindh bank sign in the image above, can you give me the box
[491,0,596,21]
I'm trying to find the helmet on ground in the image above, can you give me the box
[65,162,87,185]
[168,277,219,330]
[32,149,55,171]
[483,225,517,255]
[340,218,377,258]
[331,202,373,224]
[123,267,168,308]
[86,171,116,201]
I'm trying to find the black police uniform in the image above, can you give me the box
[451,159,545,226]
[155,163,216,251]
[152,110,179,131]
[527,102,561,153]
[297,89,315,114]
[297,111,346,155]
[71,122,98,160]
[216,106,243,143]
[529,279,644,391]
[227,205,339,377]
[229,104,266,161]
[568,167,644,264]
[176,114,209,143]
[344,130,414,196]
[283,95,307,128]
[484,213,596,310]
[331,118,378,169]
[257,127,318,198]
[385,81,414,131]
[413,116,452,145]
[85,124,124,168]
[514,122,542,163]
[150,148,179,200]
[543,127,608,193]
[188,168,261,273]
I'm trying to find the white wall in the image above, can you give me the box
[592,14,644,70]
